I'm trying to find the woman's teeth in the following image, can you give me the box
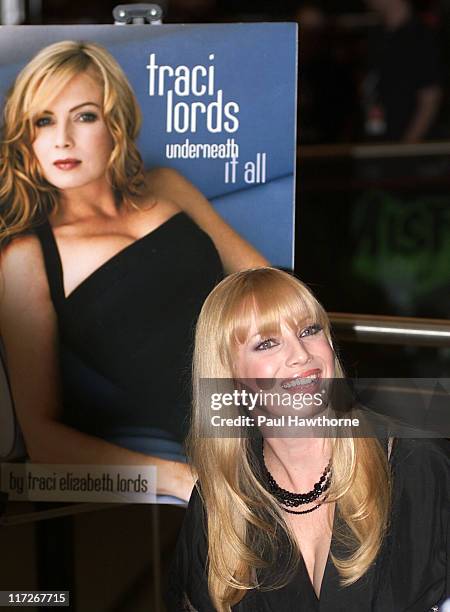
[282,374,319,389]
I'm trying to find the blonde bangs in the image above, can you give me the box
[26,65,85,118]
[218,269,330,366]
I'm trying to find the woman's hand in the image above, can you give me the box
[158,461,196,503]
[146,167,269,274]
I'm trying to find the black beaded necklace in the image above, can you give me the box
[261,441,332,515]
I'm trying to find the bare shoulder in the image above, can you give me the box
[146,166,186,186]
[136,167,184,214]
[0,234,42,268]
[145,167,213,215]
[145,167,200,200]
[0,234,50,303]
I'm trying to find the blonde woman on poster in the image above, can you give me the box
[0,40,266,501]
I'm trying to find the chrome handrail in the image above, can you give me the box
[329,313,450,347]
[300,140,450,159]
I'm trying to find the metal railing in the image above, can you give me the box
[300,140,450,159]
[329,313,450,347]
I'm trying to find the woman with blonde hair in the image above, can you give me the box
[0,40,266,500]
[169,267,449,609]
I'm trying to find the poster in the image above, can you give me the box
[0,24,297,501]
[0,23,297,267]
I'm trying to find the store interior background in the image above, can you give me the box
[0,2,448,610]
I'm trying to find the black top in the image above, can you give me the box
[167,438,449,611]
[36,212,223,442]
[366,17,442,141]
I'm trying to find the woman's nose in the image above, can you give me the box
[55,121,73,148]
[286,339,311,367]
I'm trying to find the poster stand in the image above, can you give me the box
[113,3,163,24]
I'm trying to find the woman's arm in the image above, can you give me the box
[403,85,442,143]
[0,237,194,501]
[147,167,269,274]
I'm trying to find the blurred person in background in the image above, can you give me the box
[296,1,356,143]
[166,0,219,23]
[363,0,443,142]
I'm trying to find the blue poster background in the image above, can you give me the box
[0,23,297,267]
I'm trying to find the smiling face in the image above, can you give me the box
[193,269,342,431]
[234,313,335,394]
[31,71,113,192]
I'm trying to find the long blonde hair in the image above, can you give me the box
[0,40,146,242]
[189,268,391,611]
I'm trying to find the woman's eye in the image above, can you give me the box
[255,338,278,351]
[299,324,322,338]
[78,112,98,122]
[34,116,52,128]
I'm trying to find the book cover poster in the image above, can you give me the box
[0,23,297,268]
[0,24,297,502]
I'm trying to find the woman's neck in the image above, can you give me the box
[55,182,120,225]
[263,437,331,492]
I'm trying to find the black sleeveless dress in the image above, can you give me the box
[36,212,223,450]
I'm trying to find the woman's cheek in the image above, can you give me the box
[248,355,277,380]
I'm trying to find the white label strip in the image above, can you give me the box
[0,463,156,503]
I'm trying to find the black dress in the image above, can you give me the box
[167,438,449,611]
[36,212,223,447]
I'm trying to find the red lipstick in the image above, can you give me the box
[53,159,81,170]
